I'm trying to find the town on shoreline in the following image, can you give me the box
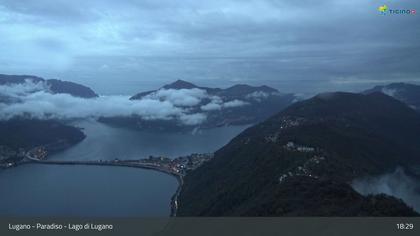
[0,145,214,216]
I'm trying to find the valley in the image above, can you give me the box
[1,74,420,217]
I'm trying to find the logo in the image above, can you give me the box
[378,5,388,14]
[378,5,416,15]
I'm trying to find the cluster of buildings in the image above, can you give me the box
[277,116,305,130]
[1,145,49,168]
[141,153,214,176]
[284,141,315,152]
[28,147,48,160]
[0,146,25,168]
[278,155,326,183]
[264,117,308,144]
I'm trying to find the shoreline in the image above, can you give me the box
[170,175,183,217]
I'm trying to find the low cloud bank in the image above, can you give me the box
[352,167,420,212]
[381,88,397,97]
[0,80,248,125]
[200,96,249,111]
[245,91,272,102]
[0,80,48,97]
[223,99,249,108]
[144,88,208,107]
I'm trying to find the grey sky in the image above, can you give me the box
[0,0,419,95]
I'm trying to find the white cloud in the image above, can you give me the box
[201,96,248,111]
[0,79,49,97]
[222,99,249,108]
[381,88,397,97]
[179,113,207,125]
[0,92,182,121]
[0,81,207,125]
[201,102,222,111]
[245,91,269,102]
[1,81,251,125]
[200,95,223,111]
[145,88,208,107]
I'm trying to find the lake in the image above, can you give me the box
[51,120,249,161]
[0,121,248,216]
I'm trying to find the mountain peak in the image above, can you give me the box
[225,84,278,94]
[162,80,198,89]
[363,83,420,112]
[278,92,419,126]
[46,79,98,98]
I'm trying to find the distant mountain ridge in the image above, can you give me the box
[363,82,420,112]
[130,79,280,100]
[162,79,200,90]
[0,74,98,98]
[102,80,297,131]
[129,79,222,100]
[177,92,420,216]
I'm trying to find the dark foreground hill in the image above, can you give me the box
[0,119,85,163]
[0,74,98,98]
[177,92,420,216]
[363,83,420,112]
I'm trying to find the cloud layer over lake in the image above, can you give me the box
[0,80,247,125]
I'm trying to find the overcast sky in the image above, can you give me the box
[0,0,419,95]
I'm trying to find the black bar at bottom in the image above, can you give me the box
[1,217,419,236]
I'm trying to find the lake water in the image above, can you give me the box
[0,165,178,217]
[50,120,250,161]
[0,121,248,217]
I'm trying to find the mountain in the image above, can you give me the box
[130,80,221,100]
[220,84,277,97]
[0,74,91,164]
[130,80,279,101]
[0,119,85,164]
[0,74,98,98]
[177,92,420,216]
[44,79,98,98]
[363,83,420,112]
[162,79,199,90]
[0,74,44,85]
[101,80,296,131]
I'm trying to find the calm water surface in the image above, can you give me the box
[0,121,248,216]
[0,164,178,217]
[51,120,249,161]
